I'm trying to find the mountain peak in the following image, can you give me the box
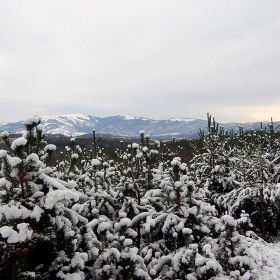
[119,115,136,120]
[1,114,279,139]
[119,115,153,121]
[43,114,91,121]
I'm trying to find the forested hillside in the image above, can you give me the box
[1,115,280,279]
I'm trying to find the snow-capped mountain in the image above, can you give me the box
[0,114,279,139]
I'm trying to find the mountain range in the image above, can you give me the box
[1,114,279,139]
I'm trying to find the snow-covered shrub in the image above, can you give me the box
[2,115,279,279]
[191,115,280,240]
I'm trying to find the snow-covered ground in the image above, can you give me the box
[216,235,280,279]
[250,239,280,279]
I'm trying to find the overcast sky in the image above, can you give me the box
[0,0,280,123]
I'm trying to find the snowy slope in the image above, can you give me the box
[251,239,280,279]
[1,114,279,138]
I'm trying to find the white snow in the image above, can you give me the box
[30,205,44,221]
[132,142,140,149]
[26,153,40,162]
[0,149,7,158]
[0,226,19,243]
[98,222,110,232]
[71,252,88,269]
[142,146,149,152]
[8,156,22,167]
[17,223,33,242]
[123,238,133,246]
[171,157,181,166]
[61,272,82,280]
[1,204,30,220]
[43,114,90,123]
[71,153,79,159]
[91,159,101,166]
[23,116,40,126]
[44,144,57,152]
[45,189,79,209]
[221,215,237,227]
[37,124,43,131]
[68,180,77,189]
[3,115,280,280]
[0,178,12,190]
[20,272,36,278]
[120,115,136,120]
[174,181,183,188]
[11,137,27,150]
[170,118,195,122]
[119,217,132,227]
[245,238,280,279]
[0,131,9,138]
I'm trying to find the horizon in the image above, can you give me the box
[1,112,279,125]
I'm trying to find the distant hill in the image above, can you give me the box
[1,114,279,139]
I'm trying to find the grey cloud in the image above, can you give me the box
[0,0,280,123]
